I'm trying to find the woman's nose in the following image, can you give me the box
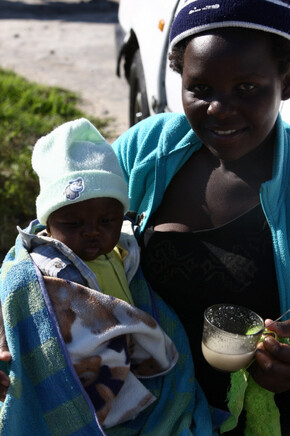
[207,94,237,118]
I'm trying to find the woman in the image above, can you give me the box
[112,0,290,433]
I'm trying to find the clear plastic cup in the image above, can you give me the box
[202,304,264,372]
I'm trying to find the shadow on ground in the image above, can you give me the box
[0,0,118,23]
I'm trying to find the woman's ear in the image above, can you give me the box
[281,69,290,101]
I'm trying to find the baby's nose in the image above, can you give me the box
[83,223,100,237]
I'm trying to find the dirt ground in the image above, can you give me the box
[0,0,129,141]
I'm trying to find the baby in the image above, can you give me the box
[0,118,178,432]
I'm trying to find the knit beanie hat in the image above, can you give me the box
[170,0,290,49]
[32,118,129,225]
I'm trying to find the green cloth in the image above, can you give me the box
[220,369,280,436]
[220,333,290,435]
[85,246,134,305]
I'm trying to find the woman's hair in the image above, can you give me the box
[169,30,290,75]
[169,35,192,75]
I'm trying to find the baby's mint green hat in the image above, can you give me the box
[32,118,129,225]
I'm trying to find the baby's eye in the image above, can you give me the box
[100,217,112,224]
[63,221,81,227]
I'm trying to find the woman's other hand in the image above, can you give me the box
[250,319,290,392]
[0,348,11,402]
[0,303,11,401]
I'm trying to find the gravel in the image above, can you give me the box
[0,0,129,141]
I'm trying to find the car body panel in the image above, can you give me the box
[118,0,179,114]
[117,0,290,125]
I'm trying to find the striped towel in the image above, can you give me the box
[0,231,214,436]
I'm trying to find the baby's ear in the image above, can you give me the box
[281,69,290,101]
[46,222,51,236]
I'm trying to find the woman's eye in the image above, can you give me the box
[191,84,210,93]
[238,83,256,92]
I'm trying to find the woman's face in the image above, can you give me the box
[182,30,288,161]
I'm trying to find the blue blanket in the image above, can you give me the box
[0,226,214,436]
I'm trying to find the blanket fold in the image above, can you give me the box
[44,275,178,427]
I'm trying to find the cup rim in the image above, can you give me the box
[204,303,265,338]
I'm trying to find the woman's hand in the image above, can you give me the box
[0,303,11,401]
[0,349,11,402]
[250,319,290,393]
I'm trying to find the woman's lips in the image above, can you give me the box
[209,127,247,142]
[213,129,238,135]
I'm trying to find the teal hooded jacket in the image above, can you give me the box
[112,112,290,319]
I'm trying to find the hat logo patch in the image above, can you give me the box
[64,177,85,201]
[189,3,220,14]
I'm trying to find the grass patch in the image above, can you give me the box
[0,68,111,259]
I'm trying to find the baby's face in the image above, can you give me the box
[46,198,124,261]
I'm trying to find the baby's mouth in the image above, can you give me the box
[85,242,100,252]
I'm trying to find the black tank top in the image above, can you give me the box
[140,204,281,410]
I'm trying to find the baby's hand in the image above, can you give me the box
[250,319,290,393]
